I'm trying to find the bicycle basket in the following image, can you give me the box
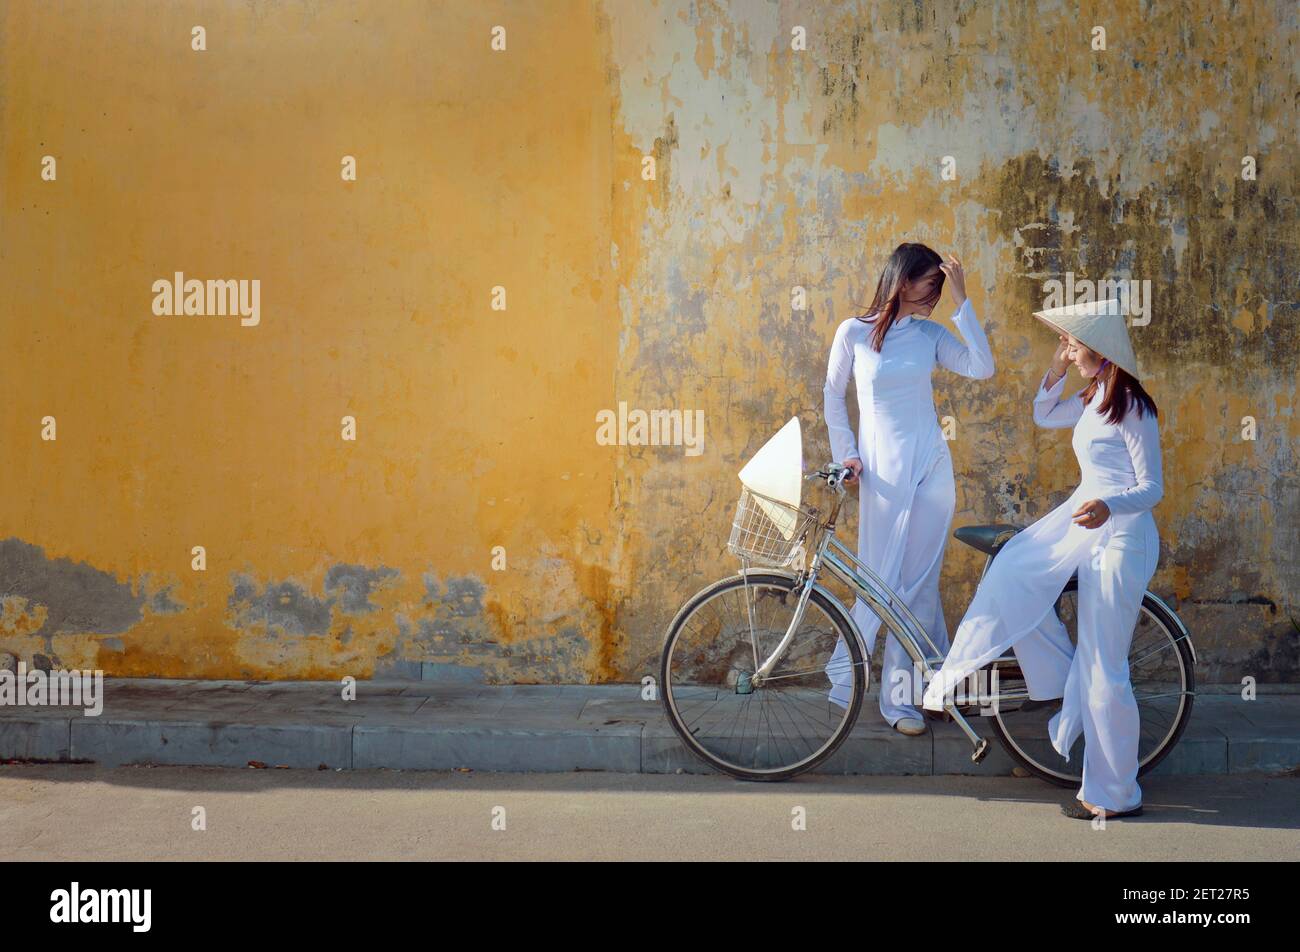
[727,485,816,567]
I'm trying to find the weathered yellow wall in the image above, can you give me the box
[2,0,1296,684]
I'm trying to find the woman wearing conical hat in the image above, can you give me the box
[921,298,1163,820]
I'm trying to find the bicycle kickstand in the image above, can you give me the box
[945,703,991,764]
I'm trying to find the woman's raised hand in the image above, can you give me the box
[1046,333,1071,383]
[939,253,967,307]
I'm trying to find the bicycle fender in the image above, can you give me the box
[1144,590,1197,666]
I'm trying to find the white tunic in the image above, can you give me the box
[823,300,994,721]
[921,370,1164,809]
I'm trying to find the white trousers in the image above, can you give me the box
[1056,518,1159,812]
[927,511,1159,813]
[827,448,954,726]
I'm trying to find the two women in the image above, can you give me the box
[822,243,1164,819]
[822,243,995,734]
[921,298,1163,820]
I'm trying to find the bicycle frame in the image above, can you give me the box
[745,476,998,761]
[743,471,1198,765]
[734,463,1197,772]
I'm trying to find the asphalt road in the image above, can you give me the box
[1,764,1295,861]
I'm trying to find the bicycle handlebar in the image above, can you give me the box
[807,462,858,493]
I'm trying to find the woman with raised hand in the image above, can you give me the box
[822,243,994,734]
[922,298,1163,820]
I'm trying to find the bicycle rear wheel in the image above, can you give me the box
[660,572,865,781]
[989,580,1196,787]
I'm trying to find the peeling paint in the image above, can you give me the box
[0,539,145,650]
[227,575,334,638]
[425,573,486,619]
[325,564,401,614]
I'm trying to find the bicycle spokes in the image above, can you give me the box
[662,576,866,778]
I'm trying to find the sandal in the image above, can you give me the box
[1061,800,1143,820]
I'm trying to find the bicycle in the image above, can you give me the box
[659,460,1197,783]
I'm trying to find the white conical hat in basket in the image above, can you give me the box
[737,417,803,540]
[1032,297,1141,378]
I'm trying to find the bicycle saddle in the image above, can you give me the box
[953,523,1024,556]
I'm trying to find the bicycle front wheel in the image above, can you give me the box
[660,572,865,781]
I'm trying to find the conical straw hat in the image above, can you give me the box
[738,417,803,541]
[1032,298,1141,379]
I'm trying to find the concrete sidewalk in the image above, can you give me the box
[0,678,1296,776]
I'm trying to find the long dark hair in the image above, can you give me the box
[1081,360,1158,425]
[851,243,945,352]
